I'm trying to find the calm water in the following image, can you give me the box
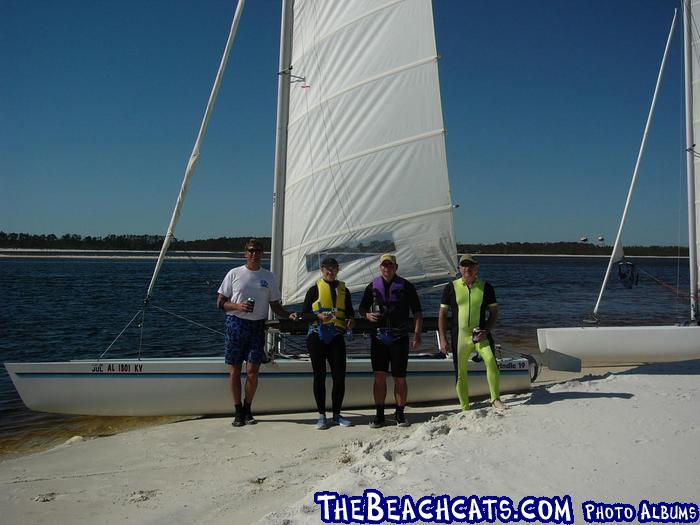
[0,255,691,456]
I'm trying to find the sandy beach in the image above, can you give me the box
[2,361,699,524]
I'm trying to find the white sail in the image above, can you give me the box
[280,0,456,304]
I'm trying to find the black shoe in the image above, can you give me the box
[244,402,257,425]
[232,412,245,427]
[369,416,385,429]
[395,412,410,428]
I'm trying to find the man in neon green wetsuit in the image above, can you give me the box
[438,254,505,410]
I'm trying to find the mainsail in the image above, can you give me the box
[279,0,457,304]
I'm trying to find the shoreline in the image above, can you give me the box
[2,362,698,524]
[0,365,589,461]
[0,249,243,261]
[0,250,689,260]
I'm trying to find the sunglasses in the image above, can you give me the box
[460,262,477,268]
[381,261,395,268]
[246,248,262,254]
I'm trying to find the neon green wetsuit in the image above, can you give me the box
[440,278,499,410]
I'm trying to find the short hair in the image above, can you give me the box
[320,257,339,268]
[245,238,263,250]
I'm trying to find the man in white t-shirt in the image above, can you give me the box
[216,238,295,427]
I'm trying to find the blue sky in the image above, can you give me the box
[0,0,691,245]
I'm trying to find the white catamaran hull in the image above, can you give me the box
[537,325,700,372]
[5,356,532,416]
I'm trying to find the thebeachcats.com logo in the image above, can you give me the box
[313,489,700,524]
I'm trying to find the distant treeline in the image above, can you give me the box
[0,232,689,256]
[0,232,271,252]
[457,241,689,257]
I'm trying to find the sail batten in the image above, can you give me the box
[282,204,456,257]
[286,55,439,128]
[285,128,446,191]
[290,0,407,59]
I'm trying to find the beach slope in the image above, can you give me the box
[1,361,698,524]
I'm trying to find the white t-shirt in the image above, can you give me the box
[217,265,281,321]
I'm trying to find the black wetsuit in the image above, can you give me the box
[302,282,355,414]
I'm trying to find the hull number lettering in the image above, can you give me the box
[92,363,144,373]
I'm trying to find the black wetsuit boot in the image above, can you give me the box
[370,405,385,428]
[243,399,257,425]
[395,405,409,427]
[232,403,245,427]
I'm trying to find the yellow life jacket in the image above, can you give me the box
[312,278,346,330]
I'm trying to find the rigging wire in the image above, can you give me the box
[150,304,225,336]
[99,309,144,359]
[137,309,147,360]
[637,266,690,300]
[417,281,450,296]
[98,303,224,361]
[173,238,228,294]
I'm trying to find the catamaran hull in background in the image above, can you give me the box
[4,356,532,416]
[537,325,700,372]
[537,6,699,371]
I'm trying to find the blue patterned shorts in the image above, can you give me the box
[224,316,267,365]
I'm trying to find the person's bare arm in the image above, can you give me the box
[438,307,449,354]
[216,293,253,313]
[269,300,295,319]
[411,312,423,350]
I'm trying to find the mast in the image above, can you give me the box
[144,0,246,302]
[592,9,678,318]
[270,0,294,292]
[684,0,699,322]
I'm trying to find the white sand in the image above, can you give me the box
[1,361,698,524]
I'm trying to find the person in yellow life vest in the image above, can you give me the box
[437,254,505,411]
[300,257,356,429]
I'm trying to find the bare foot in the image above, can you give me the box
[492,399,506,410]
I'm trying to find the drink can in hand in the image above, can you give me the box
[246,297,256,313]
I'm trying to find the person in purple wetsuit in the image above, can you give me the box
[358,254,422,428]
